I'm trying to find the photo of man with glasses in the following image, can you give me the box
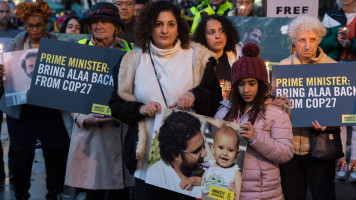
[238,26,263,56]
[145,111,206,198]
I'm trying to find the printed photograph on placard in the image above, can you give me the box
[3,49,38,106]
[145,108,246,199]
[229,16,293,62]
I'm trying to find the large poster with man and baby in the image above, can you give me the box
[144,108,246,200]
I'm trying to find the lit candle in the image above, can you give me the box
[342,27,349,33]
[240,5,245,9]
[0,44,4,81]
[265,61,270,82]
[0,44,4,65]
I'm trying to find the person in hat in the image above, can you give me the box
[214,42,293,200]
[64,2,134,199]
[0,0,71,199]
[77,2,132,50]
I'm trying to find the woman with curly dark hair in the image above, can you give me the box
[193,14,240,100]
[59,15,82,34]
[0,0,70,199]
[215,42,293,200]
[109,1,222,199]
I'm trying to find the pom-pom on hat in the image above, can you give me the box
[231,42,268,84]
[80,2,125,31]
[14,0,51,20]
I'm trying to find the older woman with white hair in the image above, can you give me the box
[280,15,335,64]
[279,15,343,200]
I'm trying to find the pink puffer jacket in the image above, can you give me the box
[215,97,294,200]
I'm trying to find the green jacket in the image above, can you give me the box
[320,5,356,61]
[190,0,232,34]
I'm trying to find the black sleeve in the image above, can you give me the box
[108,55,145,125]
[191,57,223,117]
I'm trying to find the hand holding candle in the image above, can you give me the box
[0,44,3,64]
[0,44,4,79]
[238,5,248,16]
[342,26,349,33]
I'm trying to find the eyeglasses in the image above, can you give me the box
[26,23,46,30]
[206,29,225,36]
[181,142,206,160]
[113,1,134,7]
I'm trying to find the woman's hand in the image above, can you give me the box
[338,37,351,48]
[240,122,255,140]
[139,101,161,117]
[83,113,113,126]
[0,64,5,78]
[170,92,195,111]
[312,120,327,131]
[337,28,351,48]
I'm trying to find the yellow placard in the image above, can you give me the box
[208,186,234,200]
[342,115,356,123]
[91,104,111,115]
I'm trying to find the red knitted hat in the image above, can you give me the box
[231,42,268,85]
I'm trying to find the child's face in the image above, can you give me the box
[238,78,258,105]
[212,133,239,168]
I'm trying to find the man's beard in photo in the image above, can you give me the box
[180,154,204,177]
[245,36,259,45]
[0,18,8,26]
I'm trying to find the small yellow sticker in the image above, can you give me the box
[91,104,111,115]
[342,115,356,123]
[208,186,234,200]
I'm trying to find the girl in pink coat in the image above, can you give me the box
[215,42,294,200]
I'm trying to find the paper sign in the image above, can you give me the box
[267,0,319,18]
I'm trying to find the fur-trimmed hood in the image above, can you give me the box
[118,42,216,101]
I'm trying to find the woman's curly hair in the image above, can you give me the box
[192,14,240,52]
[136,0,190,52]
[15,0,51,21]
[60,15,83,33]
[224,80,272,123]
[158,111,202,164]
